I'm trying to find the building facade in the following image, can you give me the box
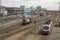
[6,7,21,15]
[0,6,8,16]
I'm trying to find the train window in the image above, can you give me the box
[43,26,49,30]
[22,15,25,18]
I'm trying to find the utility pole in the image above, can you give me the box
[59,2,60,20]
[0,0,4,30]
[58,2,60,27]
[0,0,4,31]
[33,21,37,36]
[0,0,1,7]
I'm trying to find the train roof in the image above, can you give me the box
[22,14,30,19]
[44,20,52,25]
[43,25,50,26]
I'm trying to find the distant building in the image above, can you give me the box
[20,6,25,10]
[24,8,30,13]
[0,6,8,16]
[23,7,36,15]
[47,10,58,15]
[20,5,25,14]
[6,7,21,15]
[40,8,47,15]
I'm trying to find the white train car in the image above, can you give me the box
[41,20,53,35]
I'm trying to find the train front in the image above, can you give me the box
[22,14,32,25]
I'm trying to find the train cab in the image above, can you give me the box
[22,18,32,25]
[41,20,52,35]
[22,14,32,25]
[41,25,50,35]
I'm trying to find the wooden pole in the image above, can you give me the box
[33,21,37,35]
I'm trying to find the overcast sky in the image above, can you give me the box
[1,0,59,10]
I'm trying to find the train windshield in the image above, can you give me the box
[43,26,49,30]
[22,15,28,19]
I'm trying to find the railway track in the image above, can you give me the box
[17,21,40,40]
[0,15,36,22]
[17,27,35,40]
[38,14,58,40]
[0,15,37,29]
[0,15,20,22]
[0,19,21,24]
[0,15,37,27]
[0,15,56,40]
[17,15,58,40]
[17,15,49,40]
[0,15,39,39]
[0,19,22,29]
[0,22,34,39]
[0,20,39,39]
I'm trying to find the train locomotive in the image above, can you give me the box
[41,20,53,35]
[22,14,32,25]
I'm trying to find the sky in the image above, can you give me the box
[1,0,59,10]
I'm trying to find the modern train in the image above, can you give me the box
[22,13,32,25]
[41,20,53,35]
